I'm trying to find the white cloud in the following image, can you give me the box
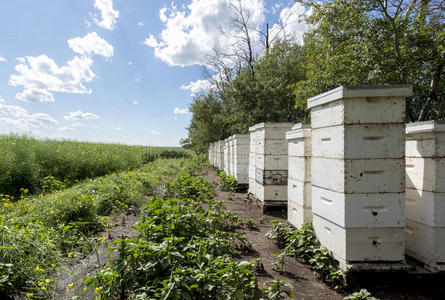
[0,97,4,102]
[68,32,114,58]
[0,103,58,131]
[269,3,311,45]
[71,122,86,128]
[181,79,213,95]
[112,126,122,130]
[93,0,119,30]
[133,100,138,105]
[0,56,6,63]
[174,107,190,114]
[143,34,161,48]
[138,22,144,27]
[144,0,265,67]
[59,127,76,132]
[128,61,132,65]
[150,130,161,135]
[64,110,100,120]
[9,55,95,102]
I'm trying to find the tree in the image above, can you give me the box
[185,93,228,153]
[296,0,444,121]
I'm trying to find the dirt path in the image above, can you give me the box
[201,167,344,300]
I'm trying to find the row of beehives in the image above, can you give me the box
[208,85,445,272]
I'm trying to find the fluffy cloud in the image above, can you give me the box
[0,103,58,131]
[71,122,86,128]
[174,107,190,114]
[68,32,114,58]
[0,56,6,63]
[64,110,100,120]
[94,0,119,30]
[112,126,122,131]
[181,79,213,95]
[144,0,265,67]
[9,55,95,102]
[0,97,4,102]
[138,22,144,27]
[59,127,76,132]
[269,3,312,45]
[150,130,161,135]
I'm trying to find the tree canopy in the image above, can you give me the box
[183,0,444,153]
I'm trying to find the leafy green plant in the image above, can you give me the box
[263,279,294,300]
[344,289,379,300]
[85,174,265,299]
[218,171,238,191]
[267,222,346,290]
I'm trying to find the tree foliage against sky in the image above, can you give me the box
[184,0,444,152]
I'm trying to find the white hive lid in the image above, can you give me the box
[406,120,445,134]
[307,85,412,109]
[249,122,294,132]
[286,123,311,140]
[233,133,249,139]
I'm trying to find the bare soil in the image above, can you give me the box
[200,166,445,300]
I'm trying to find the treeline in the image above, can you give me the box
[182,0,444,153]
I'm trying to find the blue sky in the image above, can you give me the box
[0,0,308,146]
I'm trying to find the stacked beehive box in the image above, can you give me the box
[217,141,225,170]
[209,143,214,166]
[229,135,235,176]
[405,121,445,271]
[249,123,293,208]
[286,124,312,228]
[232,134,249,185]
[249,130,257,195]
[224,138,230,174]
[308,85,411,269]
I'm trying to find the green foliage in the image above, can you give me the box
[85,174,264,299]
[218,171,238,191]
[0,158,197,297]
[296,0,445,122]
[264,279,294,300]
[0,135,192,197]
[344,289,379,300]
[185,41,308,153]
[267,222,346,290]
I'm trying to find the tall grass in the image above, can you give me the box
[0,135,191,196]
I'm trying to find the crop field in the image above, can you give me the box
[0,153,201,298]
[0,135,191,196]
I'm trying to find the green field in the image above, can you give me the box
[0,135,191,197]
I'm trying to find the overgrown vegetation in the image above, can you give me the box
[85,173,266,299]
[266,221,346,291]
[0,158,198,298]
[0,135,191,196]
[217,170,238,192]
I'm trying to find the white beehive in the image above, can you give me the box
[286,123,312,228]
[249,122,293,207]
[229,136,235,176]
[224,138,230,174]
[308,85,411,269]
[217,141,225,170]
[233,134,249,185]
[405,121,445,271]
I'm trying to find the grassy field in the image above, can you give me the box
[0,135,191,197]
[0,157,201,298]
